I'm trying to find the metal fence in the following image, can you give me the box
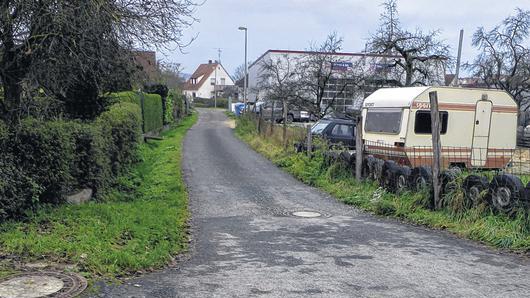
[363,140,530,176]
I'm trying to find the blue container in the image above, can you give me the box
[234,103,246,116]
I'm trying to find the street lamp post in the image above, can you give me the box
[238,26,248,112]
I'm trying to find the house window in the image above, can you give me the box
[221,78,226,85]
[191,78,197,84]
[365,108,403,134]
[211,78,216,85]
[414,111,448,134]
[192,92,196,98]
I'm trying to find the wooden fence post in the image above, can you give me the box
[270,101,275,136]
[307,124,312,156]
[258,106,263,134]
[429,91,442,210]
[355,116,363,181]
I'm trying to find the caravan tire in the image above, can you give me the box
[441,169,460,196]
[340,151,352,166]
[381,160,397,189]
[349,152,357,169]
[463,175,489,208]
[410,166,432,192]
[393,166,411,194]
[362,155,375,179]
[373,158,385,183]
[489,174,524,216]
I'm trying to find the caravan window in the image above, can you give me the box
[414,111,448,134]
[365,108,403,134]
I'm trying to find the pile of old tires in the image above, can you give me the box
[336,151,529,215]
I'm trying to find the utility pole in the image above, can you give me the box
[213,48,222,109]
[238,27,248,112]
[429,91,442,210]
[452,29,464,87]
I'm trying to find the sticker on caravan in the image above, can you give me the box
[414,102,431,109]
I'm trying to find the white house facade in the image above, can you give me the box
[183,60,235,100]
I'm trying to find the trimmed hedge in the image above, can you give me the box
[143,93,163,133]
[0,121,42,221]
[13,119,76,204]
[70,122,111,195]
[0,102,143,222]
[96,102,142,176]
[111,91,163,134]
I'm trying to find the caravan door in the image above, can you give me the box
[471,100,493,167]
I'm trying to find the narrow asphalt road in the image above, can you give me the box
[96,109,530,297]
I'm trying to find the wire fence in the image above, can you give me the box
[363,140,530,176]
[248,113,308,148]
[247,114,530,177]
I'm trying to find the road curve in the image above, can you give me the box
[95,108,530,298]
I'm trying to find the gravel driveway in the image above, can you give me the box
[95,108,530,298]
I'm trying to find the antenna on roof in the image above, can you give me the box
[213,48,223,64]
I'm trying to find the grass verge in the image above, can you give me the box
[0,113,198,280]
[235,116,530,253]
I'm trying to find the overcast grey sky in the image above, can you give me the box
[160,0,529,76]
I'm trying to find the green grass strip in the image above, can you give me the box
[0,113,198,280]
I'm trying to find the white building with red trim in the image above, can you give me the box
[183,60,235,100]
[248,50,447,112]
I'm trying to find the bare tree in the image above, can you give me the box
[158,62,185,90]
[368,0,450,86]
[232,64,247,83]
[467,8,530,108]
[0,0,199,121]
[258,54,301,148]
[299,32,366,117]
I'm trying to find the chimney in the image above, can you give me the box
[208,60,212,64]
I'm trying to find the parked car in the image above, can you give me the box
[295,117,356,152]
[258,101,313,123]
[311,117,356,148]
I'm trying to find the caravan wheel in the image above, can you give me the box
[489,174,524,216]
[372,158,385,183]
[463,175,489,208]
[410,166,432,192]
[363,156,376,180]
[441,169,461,196]
[393,166,411,194]
[381,160,397,189]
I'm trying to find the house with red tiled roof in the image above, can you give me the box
[183,60,235,100]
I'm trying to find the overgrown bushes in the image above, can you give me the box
[166,91,186,124]
[0,102,143,222]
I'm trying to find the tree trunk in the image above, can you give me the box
[1,75,23,122]
[405,58,413,86]
[282,100,288,149]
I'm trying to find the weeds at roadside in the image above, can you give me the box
[235,116,530,252]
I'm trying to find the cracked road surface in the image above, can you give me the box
[95,109,530,297]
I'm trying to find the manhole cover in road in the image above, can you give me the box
[0,271,87,298]
[291,211,322,218]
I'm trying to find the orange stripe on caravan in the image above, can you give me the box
[405,147,471,153]
[413,102,518,113]
[438,103,475,111]
[492,106,518,113]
